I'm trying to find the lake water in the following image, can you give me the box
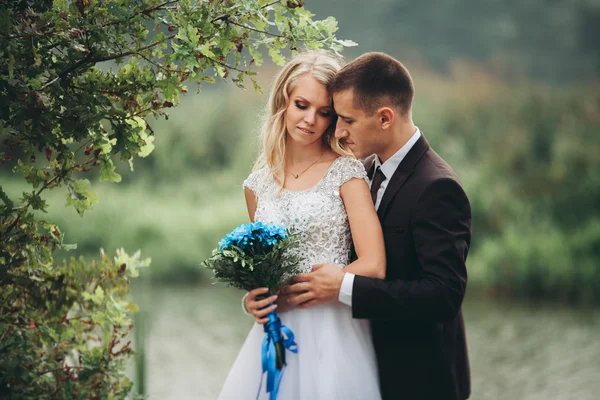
[132,283,600,400]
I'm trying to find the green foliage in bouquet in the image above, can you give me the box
[203,222,303,296]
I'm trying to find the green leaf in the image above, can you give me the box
[200,75,216,83]
[94,286,105,305]
[268,46,286,66]
[319,16,339,36]
[197,43,215,58]
[15,160,46,189]
[53,0,68,11]
[65,179,98,215]
[337,39,358,47]
[98,137,117,154]
[114,248,151,278]
[29,193,48,213]
[8,54,15,79]
[126,302,139,313]
[0,185,14,215]
[138,130,155,158]
[248,46,264,66]
[251,78,263,94]
[100,157,122,183]
[61,243,78,251]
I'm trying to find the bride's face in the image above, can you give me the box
[285,73,334,147]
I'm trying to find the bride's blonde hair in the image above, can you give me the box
[253,50,352,186]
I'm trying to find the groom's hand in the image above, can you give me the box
[284,264,345,309]
[274,286,296,313]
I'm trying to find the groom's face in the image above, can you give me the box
[333,90,380,159]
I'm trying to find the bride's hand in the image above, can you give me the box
[245,287,278,325]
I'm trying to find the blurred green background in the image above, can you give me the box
[2,0,600,398]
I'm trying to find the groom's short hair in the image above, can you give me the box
[330,52,414,116]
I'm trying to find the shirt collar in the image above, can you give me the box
[374,127,422,179]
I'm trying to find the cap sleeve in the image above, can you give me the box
[332,157,368,188]
[243,168,268,194]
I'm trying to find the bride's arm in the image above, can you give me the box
[244,187,257,222]
[340,178,386,279]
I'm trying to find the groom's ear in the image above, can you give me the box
[377,107,395,130]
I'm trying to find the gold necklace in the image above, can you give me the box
[289,151,325,179]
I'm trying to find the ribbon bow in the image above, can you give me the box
[257,310,298,400]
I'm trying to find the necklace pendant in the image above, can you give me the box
[292,173,299,179]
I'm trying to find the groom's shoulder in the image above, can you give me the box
[416,147,463,186]
[411,149,469,207]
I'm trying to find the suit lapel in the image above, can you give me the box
[377,134,431,220]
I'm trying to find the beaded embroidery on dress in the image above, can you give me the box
[217,156,382,400]
[242,156,367,273]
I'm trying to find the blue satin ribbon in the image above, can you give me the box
[256,309,298,400]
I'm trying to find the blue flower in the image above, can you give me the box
[218,222,288,253]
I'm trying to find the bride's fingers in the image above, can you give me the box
[254,304,277,319]
[249,295,278,311]
[248,287,269,299]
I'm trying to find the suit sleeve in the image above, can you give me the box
[352,178,471,322]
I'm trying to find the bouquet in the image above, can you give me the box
[203,222,303,399]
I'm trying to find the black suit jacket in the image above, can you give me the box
[353,134,471,400]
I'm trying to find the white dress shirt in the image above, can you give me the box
[338,127,422,307]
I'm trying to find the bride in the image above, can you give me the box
[217,50,386,400]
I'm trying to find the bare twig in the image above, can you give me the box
[92,34,176,63]
[40,50,97,90]
[229,20,284,38]
[74,139,93,156]
[39,76,60,91]
[211,0,280,23]
[208,57,248,74]
[37,365,91,376]
[139,53,178,76]
[101,0,179,28]
[1,172,62,238]
[39,34,176,91]
[0,326,10,344]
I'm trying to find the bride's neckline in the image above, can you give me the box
[278,156,342,193]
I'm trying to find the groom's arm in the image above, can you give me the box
[351,178,471,322]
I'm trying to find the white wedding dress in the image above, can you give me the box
[218,157,382,400]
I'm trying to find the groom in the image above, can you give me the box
[285,52,472,400]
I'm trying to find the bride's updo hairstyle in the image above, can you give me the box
[252,50,351,186]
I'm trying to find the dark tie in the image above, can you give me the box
[370,166,386,206]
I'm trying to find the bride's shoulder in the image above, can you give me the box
[243,167,271,193]
[333,155,365,168]
[329,156,367,186]
[333,156,367,174]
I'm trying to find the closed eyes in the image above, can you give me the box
[295,101,332,117]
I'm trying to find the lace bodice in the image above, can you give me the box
[243,157,367,273]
